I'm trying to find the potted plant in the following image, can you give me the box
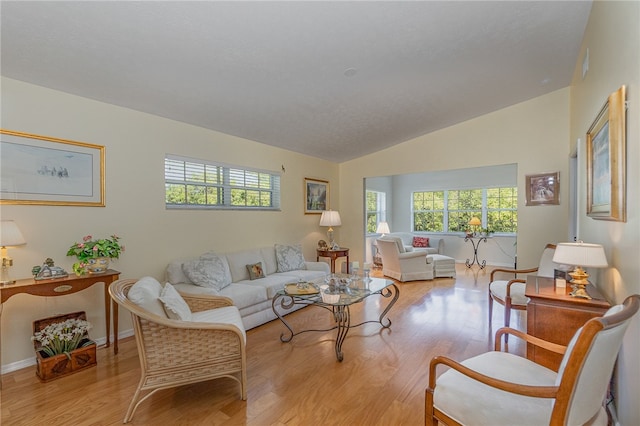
[67,234,124,275]
[31,312,97,381]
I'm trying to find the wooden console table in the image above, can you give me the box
[0,269,121,356]
[317,248,350,274]
[525,275,610,371]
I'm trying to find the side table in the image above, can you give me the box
[317,248,349,274]
[0,269,121,356]
[463,235,489,269]
[525,275,610,371]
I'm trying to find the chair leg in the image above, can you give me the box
[504,298,512,344]
[425,389,438,426]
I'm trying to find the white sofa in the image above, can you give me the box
[166,245,330,330]
[385,232,444,255]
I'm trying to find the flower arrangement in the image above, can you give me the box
[32,318,93,358]
[67,234,124,275]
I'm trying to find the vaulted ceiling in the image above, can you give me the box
[1,1,592,162]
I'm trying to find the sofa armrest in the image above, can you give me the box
[429,237,444,254]
[180,293,235,313]
[305,261,331,273]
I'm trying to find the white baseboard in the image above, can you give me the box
[1,328,134,375]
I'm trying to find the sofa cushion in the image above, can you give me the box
[182,252,232,291]
[260,247,279,275]
[413,236,430,247]
[226,249,265,282]
[247,262,266,280]
[159,283,192,321]
[127,276,168,318]
[275,243,306,272]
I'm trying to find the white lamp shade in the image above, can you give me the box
[319,210,341,227]
[376,222,390,234]
[0,221,26,247]
[553,242,608,268]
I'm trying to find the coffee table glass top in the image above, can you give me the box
[279,275,393,306]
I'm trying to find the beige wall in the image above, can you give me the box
[0,77,338,369]
[569,1,640,424]
[338,87,571,268]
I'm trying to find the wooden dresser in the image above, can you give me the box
[525,275,610,371]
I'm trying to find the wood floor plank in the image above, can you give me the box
[1,264,525,425]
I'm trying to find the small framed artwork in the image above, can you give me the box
[587,85,626,222]
[525,172,559,206]
[0,129,105,206]
[304,177,328,214]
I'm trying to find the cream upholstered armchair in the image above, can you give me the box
[109,278,247,423]
[376,237,434,281]
[488,243,556,329]
[426,294,640,426]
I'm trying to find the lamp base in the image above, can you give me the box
[569,284,592,299]
[0,265,16,285]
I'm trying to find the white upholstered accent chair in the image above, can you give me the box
[109,278,247,423]
[376,237,434,281]
[488,243,556,330]
[426,294,640,426]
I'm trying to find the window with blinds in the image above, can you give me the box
[165,155,281,210]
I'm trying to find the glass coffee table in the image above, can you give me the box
[272,275,399,361]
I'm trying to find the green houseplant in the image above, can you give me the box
[67,234,124,275]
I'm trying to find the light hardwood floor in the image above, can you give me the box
[1,264,525,425]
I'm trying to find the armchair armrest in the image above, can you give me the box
[490,266,539,281]
[398,251,429,260]
[505,278,526,297]
[428,355,559,398]
[180,292,235,313]
[494,327,567,355]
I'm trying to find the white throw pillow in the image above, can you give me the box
[159,283,192,321]
[127,276,168,318]
[181,252,232,291]
[275,243,306,272]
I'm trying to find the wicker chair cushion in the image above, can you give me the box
[191,306,247,342]
[274,244,306,272]
[159,283,192,321]
[182,252,232,291]
[128,276,168,318]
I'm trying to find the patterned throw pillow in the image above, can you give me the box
[246,262,266,280]
[413,236,430,248]
[159,283,192,321]
[274,244,306,272]
[181,252,231,291]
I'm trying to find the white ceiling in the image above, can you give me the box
[1,1,592,163]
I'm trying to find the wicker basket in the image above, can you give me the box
[33,311,97,382]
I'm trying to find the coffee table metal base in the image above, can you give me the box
[272,283,399,361]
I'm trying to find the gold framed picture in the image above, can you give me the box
[587,85,626,221]
[525,172,559,206]
[0,129,105,206]
[304,177,328,214]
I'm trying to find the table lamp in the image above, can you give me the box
[376,221,390,237]
[319,210,341,249]
[1,220,27,285]
[552,241,608,299]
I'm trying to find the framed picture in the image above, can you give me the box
[525,172,559,206]
[587,85,626,221]
[304,177,328,214]
[0,129,105,206]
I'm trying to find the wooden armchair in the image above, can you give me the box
[426,294,639,426]
[488,243,556,330]
[109,278,247,423]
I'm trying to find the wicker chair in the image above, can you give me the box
[426,294,640,426]
[109,278,247,423]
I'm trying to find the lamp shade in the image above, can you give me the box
[319,210,341,227]
[553,242,608,268]
[468,217,481,226]
[0,221,26,247]
[376,222,390,234]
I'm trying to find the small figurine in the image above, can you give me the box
[34,258,69,280]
